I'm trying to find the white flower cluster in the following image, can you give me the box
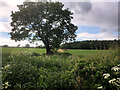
[109,78,120,87]
[2,82,11,89]
[4,64,10,69]
[111,65,120,71]
[97,86,103,89]
[109,78,116,83]
[103,73,110,79]
[103,64,120,88]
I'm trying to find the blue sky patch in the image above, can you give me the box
[0,17,9,22]
[0,32,10,39]
[76,26,100,34]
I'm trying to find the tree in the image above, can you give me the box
[17,44,20,47]
[25,44,30,48]
[2,45,8,47]
[10,1,78,54]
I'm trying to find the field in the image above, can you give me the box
[1,47,120,89]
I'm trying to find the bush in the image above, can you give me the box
[74,49,120,89]
[2,47,120,89]
[2,52,76,89]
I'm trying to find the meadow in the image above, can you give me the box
[1,47,120,89]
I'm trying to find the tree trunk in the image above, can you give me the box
[46,44,51,55]
[42,40,51,55]
[44,37,51,55]
[39,32,51,55]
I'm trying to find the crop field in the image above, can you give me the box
[1,47,120,89]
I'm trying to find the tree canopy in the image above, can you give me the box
[10,1,78,54]
[25,44,30,48]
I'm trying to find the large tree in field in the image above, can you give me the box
[10,1,78,54]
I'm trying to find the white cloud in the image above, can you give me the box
[0,38,44,47]
[0,1,118,41]
[77,32,118,40]
[67,2,118,28]
[64,2,118,34]
[0,0,25,32]
[0,22,11,32]
[0,1,18,22]
[54,0,119,2]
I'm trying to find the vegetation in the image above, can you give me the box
[61,40,118,49]
[2,45,8,47]
[10,1,77,54]
[25,44,30,48]
[2,1,119,90]
[17,44,20,47]
[2,47,120,89]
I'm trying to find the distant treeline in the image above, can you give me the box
[61,40,119,49]
[1,44,45,48]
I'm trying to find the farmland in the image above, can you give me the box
[1,47,120,89]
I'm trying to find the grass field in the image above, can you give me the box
[65,49,110,57]
[2,47,110,56]
[1,47,120,89]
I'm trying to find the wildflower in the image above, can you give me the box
[109,78,116,83]
[4,64,10,69]
[103,73,110,79]
[97,86,103,89]
[4,82,10,89]
[111,66,120,71]
[117,64,120,66]
[5,82,9,86]
[115,83,120,87]
[117,78,120,80]
[115,78,120,86]
[109,78,120,87]
[9,71,12,74]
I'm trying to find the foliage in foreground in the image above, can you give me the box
[1,47,120,89]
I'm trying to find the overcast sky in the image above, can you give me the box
[0,0,119,47]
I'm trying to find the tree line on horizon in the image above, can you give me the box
[61,40,119,50]
[2,40,119,50]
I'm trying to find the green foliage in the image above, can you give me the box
[2,45,8,47]
[61,40,118,49]
[2,47,119,89]
[25,44,30,48]
[103,64,120,89]
[74,49,120,89]
[2,48,76,89]
[10,1,77,54]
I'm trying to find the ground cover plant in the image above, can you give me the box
[1,47,120,89]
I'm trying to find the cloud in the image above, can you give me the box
[64,2,118,35]
[0,1,118,41]
[0,0,25,32]
[0,38,44,47]
[54,0,119,2]
[0,2,17,22]
[0,22,11,32]
[64,2,92,15]
[100,28,118,34]
[0,2,9,7]
[77,32,118,40]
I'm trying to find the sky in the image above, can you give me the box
[0,0,119,47]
